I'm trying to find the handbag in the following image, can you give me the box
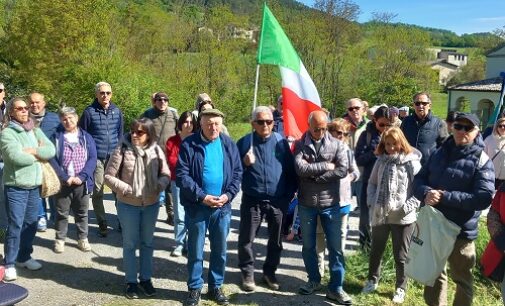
[40,161,61,198]
[405,205,461,286]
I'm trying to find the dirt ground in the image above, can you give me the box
[2,192,360,306]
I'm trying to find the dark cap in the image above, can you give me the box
[455,112,480,128]
[200,108,225,118]
[154,92,169,101]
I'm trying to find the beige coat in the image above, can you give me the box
[104,137,170,206]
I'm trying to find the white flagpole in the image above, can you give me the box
[250,64,261,151]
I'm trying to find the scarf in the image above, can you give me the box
[374,153,403,225]
[12,118,35,131]
[131,144,159,197]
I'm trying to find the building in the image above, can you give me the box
[431,49,468,85]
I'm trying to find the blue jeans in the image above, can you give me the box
[117,201,160,284]
[4,186,40,267]
[171,181,186,249]
[298,205,345,292]
[185,205,231,290]
[0,162,7,229]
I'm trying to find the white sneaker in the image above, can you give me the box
[4,267,17,281]
[361,279,378,294]
[77,239,91,252]
[54,239,65,253]
[392,287,405,303]
[16,258,42,271]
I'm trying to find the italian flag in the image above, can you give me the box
[257,3,321,139]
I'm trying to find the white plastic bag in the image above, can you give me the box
[405,205,461,286]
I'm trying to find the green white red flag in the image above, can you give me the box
[257,3,321,139]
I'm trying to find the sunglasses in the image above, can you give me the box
[347,106,361,112]
[334,131,349,136]
[378,123,392,128]
[255,119,273,125]
[0,89,4,93]
[312,127,327,132]
[498,125,505,129]
[14,106,29,112]
[453,123,475,132]
[132,130,147,136]
[99,91,112,96]
[155,98,168,102]
[414,101,430,107]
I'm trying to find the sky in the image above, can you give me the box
[298,0,505,35]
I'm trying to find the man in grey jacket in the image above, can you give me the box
[293,110,351,305]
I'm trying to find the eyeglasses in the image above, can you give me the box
[0,89,4,93]
[453,123,475,132]
[347,106,361,112]
[132,130,147,136]
[155,98,168,102]
[99,91,112,96]
[378,123,392,128]
[334,131,349,136]
[14,106,29,112]
[498,125,505,129]
[255,119,273,125]
[312,127,327,132]
[414,101,430,107]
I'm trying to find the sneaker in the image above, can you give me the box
[16,258,42,271]
[139,280,156,297]
[392,287,405,304]
[326,289,352,305]
[77,238,92,252]
[361,279,378,294]
[171,245,184,257]
[184,288,201,306]
[98,221,108,237]
[262,274,280,290]
[166,215,174,226]
[298,281,322,295]
[37,217,47,232]
[125,283,139,299]
[207,287,229,305]
[54,239,65,253]
[241,274,256,292]
[4,267,17,281]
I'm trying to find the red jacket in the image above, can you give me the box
[481,189,505,279]
[165,134,182,181]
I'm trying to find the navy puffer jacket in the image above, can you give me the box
[355,121,382,182]
[414,134,495,240]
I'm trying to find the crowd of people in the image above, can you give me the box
[0,81,503,306]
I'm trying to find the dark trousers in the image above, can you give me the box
[238,195,284,277]
[359,181,371,248]
[54,184,90,240]
[368,223,415,289]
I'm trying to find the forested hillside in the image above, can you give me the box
[0,0,502,125]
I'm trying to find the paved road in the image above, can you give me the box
[1,192,360,306]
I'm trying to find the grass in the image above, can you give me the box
[339,220,502,305]
[431,91,449,119]
[227,122,252,141]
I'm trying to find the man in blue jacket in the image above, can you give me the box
[414,113,494,306]
[236,106,297,292]
[401,92,448,165]
[176,108,242,306]
[79,82,124,237]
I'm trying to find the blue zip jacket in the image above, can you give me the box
[48,127,97,194]
[39,111,60,140]
[414,135,495,240]
[176,133,243,212]
[78,99,123,160]
[236,132,297,210]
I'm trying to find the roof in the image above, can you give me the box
[448,77,503,92]
[430,60,459,69]
[486,42,505,57]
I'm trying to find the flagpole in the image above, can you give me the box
[250,64,261,151]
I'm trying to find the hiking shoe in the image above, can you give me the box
[392,287,405,304]
[125,283,139,299]
[54,239,65,253]
[326,289,352,305]
[171,245,184,257]
[185,288,201,306]
[98,222,108,237]
[139,280,156,297]
[262,274,280,290]
[298,281,322,295]
[37,217,47,232]
[207,287,229,305]
[4,267,17,281]
[77,238,92,252]
[241,274,256,292]
[361,279,378,294]
[16,258,42,270]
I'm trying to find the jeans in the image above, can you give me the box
[171,181,186,249]
[117,201,160,284]
[298,205,345,292]
[238,195,284,277]
[0,162,7,229]
[186,205,231,290]
[92,158,109,225]
[54,184,90,240]
[4,186,40,267]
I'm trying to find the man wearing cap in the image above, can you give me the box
[414,112,494,306]
[401,92,448,165]
[79,81,124,237]
[176,108,242,306]
[398,106,409,120]
[141,92,178,225]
